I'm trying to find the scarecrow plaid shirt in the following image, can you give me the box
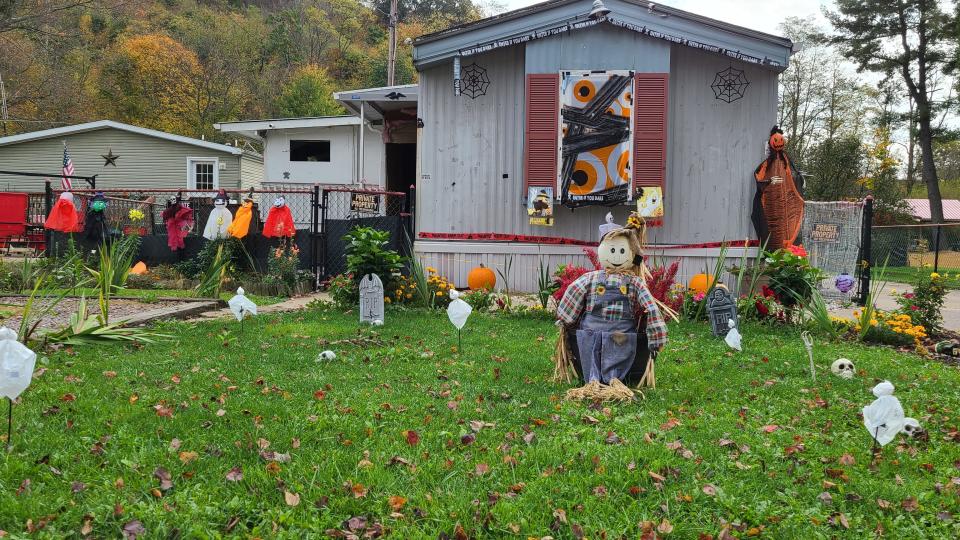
[556,271,668,351]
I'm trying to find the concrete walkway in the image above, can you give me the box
[188,291,332,322]
[828,282,960,332]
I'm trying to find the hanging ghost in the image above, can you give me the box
[447,289,473,330]
[862,381,919,446]
[203,190,234,240]
[161,196,194,251]
[44,191,82,233]
[228,287,257,321]
[228,196,255,239]
[83,192,111,244]
[262,196,296,238]
[0,328,37,401]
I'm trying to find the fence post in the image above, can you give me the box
[407,184,416,244]
[320,189,329,281]
[311,184,320,289]
[44,180,53,256]
[857,196,873,307]
[933,224,942,273]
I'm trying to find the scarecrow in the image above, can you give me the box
[203,190,233,240]
[44,191,82,233]
[262,196,296,238]
[83,192,111,244]
[227,194,255,239]
[553,212,668,401]
[752,126,804,249]
[161,195,194,251]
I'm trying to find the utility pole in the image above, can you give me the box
[387,0,398,86]
[0,73,8,136]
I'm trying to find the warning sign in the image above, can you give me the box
[350,193,380,214]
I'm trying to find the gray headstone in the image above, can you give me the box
[706,287,738,337]
[359,273,385,324]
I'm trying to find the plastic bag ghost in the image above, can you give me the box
[447,290,473,330]
[862,381,918,446]
[0,330,37,400]
[263,196,296,238]
[203,190,233,240]
[44,192,82,233]
[228,287,257,321]
[724,318,742,351]
[228,198,254,239]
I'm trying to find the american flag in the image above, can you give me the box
[61,142,74,190]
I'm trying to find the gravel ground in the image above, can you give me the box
[0,296,186,332]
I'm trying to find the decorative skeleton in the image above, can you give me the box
[830,358,855,379]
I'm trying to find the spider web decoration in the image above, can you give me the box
[460,63,490,99]
[711,66,749,103]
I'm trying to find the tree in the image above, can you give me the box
[803,136,866,202]
[275,64,343,117]
[827,0,954,224]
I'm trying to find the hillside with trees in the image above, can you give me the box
[0,0,495,141]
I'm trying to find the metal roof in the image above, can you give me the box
[334,84,419,122]
[906,199,960,221]
[413,0,793,70]
[0,120,244,155]
[215,116,362,140]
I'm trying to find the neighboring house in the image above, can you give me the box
[411,0,793,291]
[906,199,960,222]
[214,84,418,195]
[0,120,263,192]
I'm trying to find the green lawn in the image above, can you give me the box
[882,266,960,290]
[1,307,958,538]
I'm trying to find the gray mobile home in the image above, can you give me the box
[411,0,793,291]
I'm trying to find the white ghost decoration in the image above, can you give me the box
[317,350,336,361]
[724,318,742,351]
[831,358,855,379]
[0,333,37,400]
[228,287,257,322]
[863,381,918,446]
[0,327,17,341]
[447,289,472,330]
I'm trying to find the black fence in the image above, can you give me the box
[317,187,412,280]
[872,222,960,276]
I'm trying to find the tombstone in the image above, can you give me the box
[359,274,385,324]
[706,286,738,337]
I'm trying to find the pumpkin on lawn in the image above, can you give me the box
[467,265,496,290]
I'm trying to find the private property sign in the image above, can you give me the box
[810,222,841,243]
[350,192,380,214]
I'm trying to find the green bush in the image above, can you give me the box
[326,272,358,308]
[343,227,404,286]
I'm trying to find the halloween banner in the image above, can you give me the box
[527,187,554,226]
[558,70,635,208]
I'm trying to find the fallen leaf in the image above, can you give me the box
[350,482,368,498]
[71,481,86,493]
[582,415,600,425]
[225,467,243,482]
[660,418,680,431]
[818,492,833,505]
[122,520,146,539]
[103,371,117,378]
[522,432,536,445]
[216,409,226,417]
[169,438,181,451]
[284,491,300,506]
[901,497,919,512]
[605,432,621,445]
[657,519,674,534]
[153,467,173,491]
[60,393,76,402]
[405,430,420,445]
[81,515,94,535]
[761,425,779,433]
[461,433,476,445]
[179,451,199,464]
[649,471,666,483]
[876,499,892,510]
[474,463,490,476]
[839,453,856,466]
[702,484,717,496]
[388,495,407,511]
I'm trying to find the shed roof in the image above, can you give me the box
[413,0,793,70]
[906,199,960,221]
[0,120,244,155]
[215,116,362,141]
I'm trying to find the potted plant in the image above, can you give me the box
[761,244,822,306]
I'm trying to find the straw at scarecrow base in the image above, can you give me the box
[564,379,638,402]
[635,351,657,390]
[552,325,576,384]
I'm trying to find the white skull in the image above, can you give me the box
[831,358,855,379]
[372,319,383,326]
[902,418,923,438]
[317,350,336,361]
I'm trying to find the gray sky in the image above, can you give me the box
[496,0,833,34]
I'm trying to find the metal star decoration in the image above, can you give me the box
[711,66,750,103]
[101,148,119,166]
[460,63,490,99]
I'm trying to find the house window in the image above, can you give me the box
[188,158,219,190]
[290,140,330,162]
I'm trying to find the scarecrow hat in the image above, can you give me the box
[598,212,620,241]
[214,190,228,205]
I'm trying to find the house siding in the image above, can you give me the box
[0,127,244,192]
[525,24,670,73]
[260,125,386,186]
[240,152,265,191]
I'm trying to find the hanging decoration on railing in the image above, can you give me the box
[711,66,749,103]
[459,63,490,99]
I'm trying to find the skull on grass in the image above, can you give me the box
[830,358,855,379]
[902,418,924,438]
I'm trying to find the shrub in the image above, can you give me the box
[326,272,358,308]
[344,227,404,286]
[262,239,302,295]
[892,273,946,334]
[552,264,589,302]
[646,260,680,311]
[762,244,823,305]
[461,288,494,312]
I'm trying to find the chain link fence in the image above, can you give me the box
[872,222,960,284]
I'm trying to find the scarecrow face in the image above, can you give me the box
[598,235,634,272]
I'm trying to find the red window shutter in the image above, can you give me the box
[524,74,560,193]
[633,73,668,192]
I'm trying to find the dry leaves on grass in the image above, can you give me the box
[225,467,243,482]
[702,484,717,496]
[284,491,301,507]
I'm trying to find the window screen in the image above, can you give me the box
[290,140,331,162]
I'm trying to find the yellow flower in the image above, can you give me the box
[406,293,412,299]
[435,291,443,297]
[384,297,391,303]
[930,272,940,280]
[890,288,898,295]
[426,267,437,274]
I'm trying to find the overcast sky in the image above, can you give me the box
[496,0,833,34]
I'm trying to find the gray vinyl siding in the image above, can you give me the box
[525,24,670,73]
[240,151,265,190]
[0,127,243,192]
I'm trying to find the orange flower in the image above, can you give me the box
[786,244,807,257]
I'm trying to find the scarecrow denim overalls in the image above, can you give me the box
[575,273,637,384]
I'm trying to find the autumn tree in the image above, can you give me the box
[827,0,954,224]
[275,64,344,118]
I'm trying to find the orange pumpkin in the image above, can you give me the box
[688,273,715,295]
[467,264,496,290]
[769,132,786,151]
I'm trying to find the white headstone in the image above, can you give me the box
[359,274,385,324]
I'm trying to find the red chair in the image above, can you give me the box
[0,192,42,254]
